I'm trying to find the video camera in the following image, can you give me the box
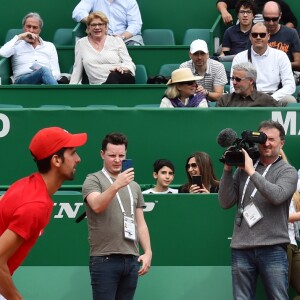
[217,128,267,166]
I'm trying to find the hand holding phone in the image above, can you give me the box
[192,175,202,187]
[122,159,133,172]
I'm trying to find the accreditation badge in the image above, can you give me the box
[124,216,136,241]
[243,202,263,228]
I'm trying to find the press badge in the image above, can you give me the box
[124,216,136,241]
[243,202,263,228]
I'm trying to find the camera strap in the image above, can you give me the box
[240,159,272,208]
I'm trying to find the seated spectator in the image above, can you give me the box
[70,11,135,85]
[220,0,256,57]
[280,149,300,297]
[72,0,143,46]
[218,62,280,106]
[142,159,178,194]
[231,22,296,104]
[178,152,219,194]
[180,40,228,102]
[160,68,208,108]
[216,0,298,28]
[263,1,300,73]
[0,12,61,85]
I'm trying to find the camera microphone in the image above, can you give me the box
[217,128,238,148]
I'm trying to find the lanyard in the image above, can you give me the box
[240,159,273,208]
[101,168,134,217]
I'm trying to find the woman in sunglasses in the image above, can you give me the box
[159,68,208,108]
[178,152,219,193]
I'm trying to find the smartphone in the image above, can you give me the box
[122,159,133,172]
[192,175,202,187]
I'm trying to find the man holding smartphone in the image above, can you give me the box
[82,132,152,300]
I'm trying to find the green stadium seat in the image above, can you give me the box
[287,103,300,107]
[4,29,22,43]
[135,64,148,84]
[86,105,118,108]
[143,29,175,45]
[221,61,232,73]
[182,28,210,46]
[134,104,160,107]
[159,64,180,77]
[0,104,23,108]
[53,28,74,46]
[40,105,71,108]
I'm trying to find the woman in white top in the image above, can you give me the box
[281,150,300,296]
[70,11,135,85]
[160,68,208,108]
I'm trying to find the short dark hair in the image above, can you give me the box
[33,147,66,173]
[258,120,285,140]
[101,132,128,151]
[153,159,175,173]
[235,0,257,15]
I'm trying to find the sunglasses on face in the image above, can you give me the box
[180,81,196,86]
[230,76,247,83]
[250,32,267,38]
[186,163,198,169]
[263,16,280,22]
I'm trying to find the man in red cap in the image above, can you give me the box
[0,127,87,300]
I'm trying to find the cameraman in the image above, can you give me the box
[218,120,298,299]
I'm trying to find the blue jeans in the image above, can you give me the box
[15,67,58,85]
[232,246,289,300]
[89,255,139,300]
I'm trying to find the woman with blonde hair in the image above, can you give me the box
[70,11,135,85]
[280,149,300,296]
[160,68,208,108]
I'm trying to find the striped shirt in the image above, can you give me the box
[180,58,227,92]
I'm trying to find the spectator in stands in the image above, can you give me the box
[218,62,280,106]
[72,0,143,46]
[231,22,296,104]
[263,1,300,72]
[178,152,219,193]
[70,11,135,85]
[280,149,300,297]
[180,40,228,102]
[219,0,256,57]
[82,132,152,300]
[143,159,178,194]
[0,12,61,85]
[216,0,298,28]
[160,68,208,108]
[219,119,298,300]
[0,127,87,300]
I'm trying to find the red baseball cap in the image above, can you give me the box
[29,127,87,160]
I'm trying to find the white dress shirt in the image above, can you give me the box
[0,35,61,80]
[231,46,295,101]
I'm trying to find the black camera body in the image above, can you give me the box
[220,130,267,167]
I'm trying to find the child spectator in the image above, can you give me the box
[143,159,178,194]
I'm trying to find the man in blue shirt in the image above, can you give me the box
[72,0,144,45]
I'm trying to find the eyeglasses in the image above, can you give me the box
[180,81,196,86]
[239,10,253,15]
[230,76,248,83]
[250,32,267,38]
[89,23,106,28]
[186,163,198,169]
[263,16,280,22]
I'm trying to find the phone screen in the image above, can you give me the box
[122,159,133,172]
[192,175,202,187]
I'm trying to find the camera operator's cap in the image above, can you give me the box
[29,127,87,160]
[190,39,209,54]
[166,68,203,85]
